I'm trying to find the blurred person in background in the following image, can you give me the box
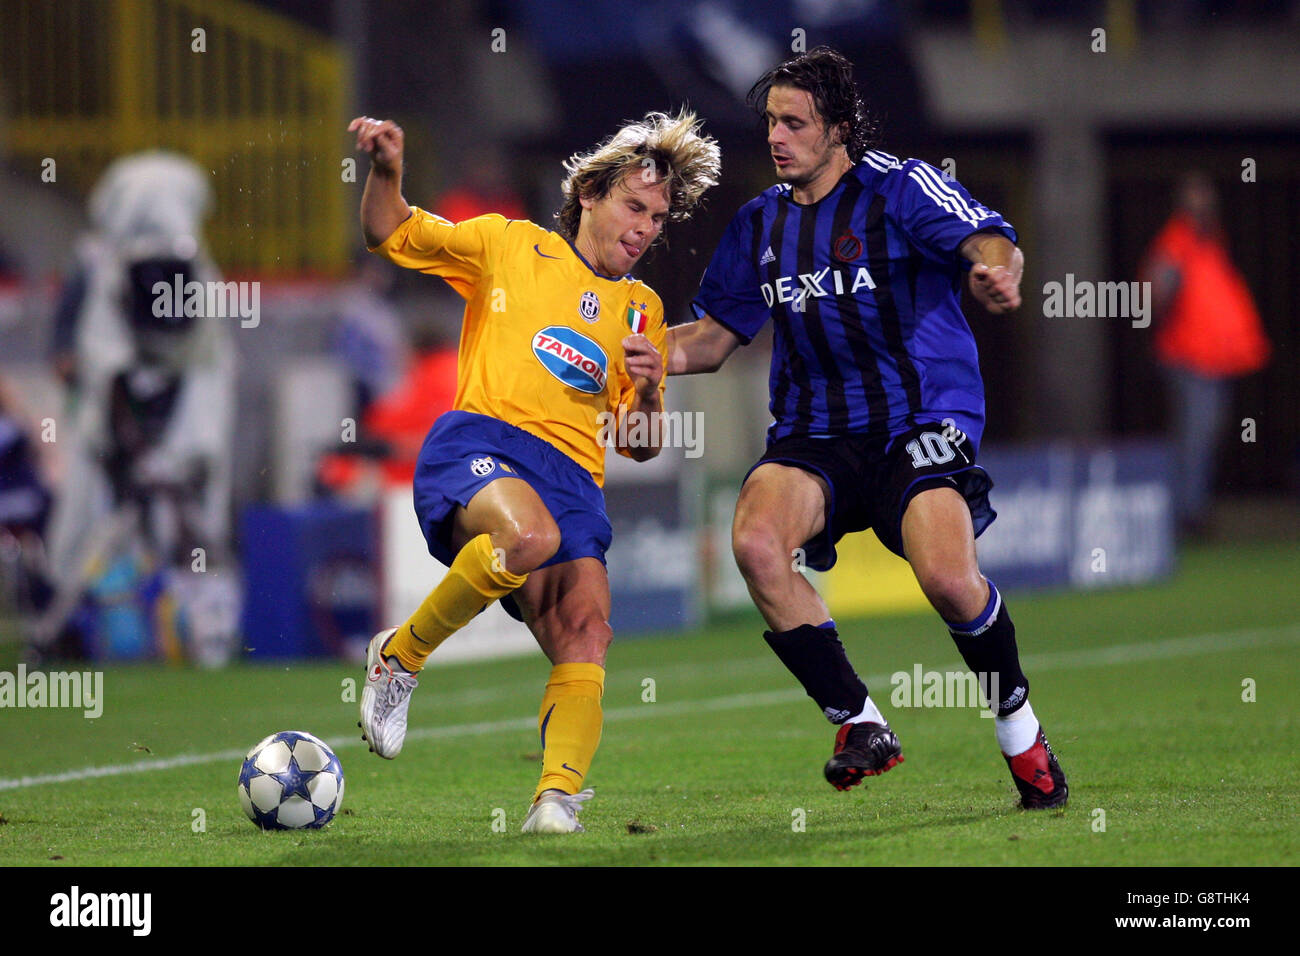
[38,152,238,665]
[332,253,407,422]
[316,324,457,499]
[669,47,1067,810]
[350,109,719,834]
[0,378,56,643]
[1141,171,1271,537]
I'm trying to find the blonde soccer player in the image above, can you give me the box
[349,111,719,833]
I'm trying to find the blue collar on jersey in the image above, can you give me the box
[564,236,633,281]
[779,162,863,209]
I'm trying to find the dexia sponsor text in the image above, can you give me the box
[50,886,151,936]
[0,664,103,718]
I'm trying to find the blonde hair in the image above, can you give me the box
[556,108,721,241]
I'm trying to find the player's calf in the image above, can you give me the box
[943,581,1029,717]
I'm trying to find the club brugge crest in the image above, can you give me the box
[532,326,608,394]
[832,231,863,263]
[471,456,495,477]
[578,290,601,323]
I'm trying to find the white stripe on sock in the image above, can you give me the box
[847,695,886,725]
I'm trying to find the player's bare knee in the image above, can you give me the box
[732,524,789,587]
[507,520,563,571]
[917,568,986,623]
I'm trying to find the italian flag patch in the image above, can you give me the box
[626,303,648,334]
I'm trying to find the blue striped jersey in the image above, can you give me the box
[691,149,1016,451]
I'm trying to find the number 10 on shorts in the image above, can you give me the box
[905,431,957,468]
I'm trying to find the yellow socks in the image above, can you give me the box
[385,533,527,672]
[385,535,605,800]
[534,662,606,800]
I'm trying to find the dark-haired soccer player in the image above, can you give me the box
[667,48,1067,809]
[351,111,720,832]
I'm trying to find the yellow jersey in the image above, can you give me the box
[373,208,667,486]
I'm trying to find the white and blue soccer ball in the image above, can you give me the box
[238,731,345,830]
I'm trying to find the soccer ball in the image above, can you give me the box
[237,731,345,830]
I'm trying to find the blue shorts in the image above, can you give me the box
[412,410,612,572]
[747,422,995,569]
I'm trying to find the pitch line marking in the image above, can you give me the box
[1,623,1296,792]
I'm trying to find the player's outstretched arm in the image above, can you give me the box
[960,232,1024,314]
[349,116,412,248]
[666,314,744,375]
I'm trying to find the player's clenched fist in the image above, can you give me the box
[348,116,404,174]
[969,262,1022,314]
[622,334,664,400]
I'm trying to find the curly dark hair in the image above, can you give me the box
[746,46,878,160]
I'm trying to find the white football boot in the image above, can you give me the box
[521,788,595,834]
[359,627,419,758]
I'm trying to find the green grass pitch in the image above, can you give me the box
[1,541,1296,867]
